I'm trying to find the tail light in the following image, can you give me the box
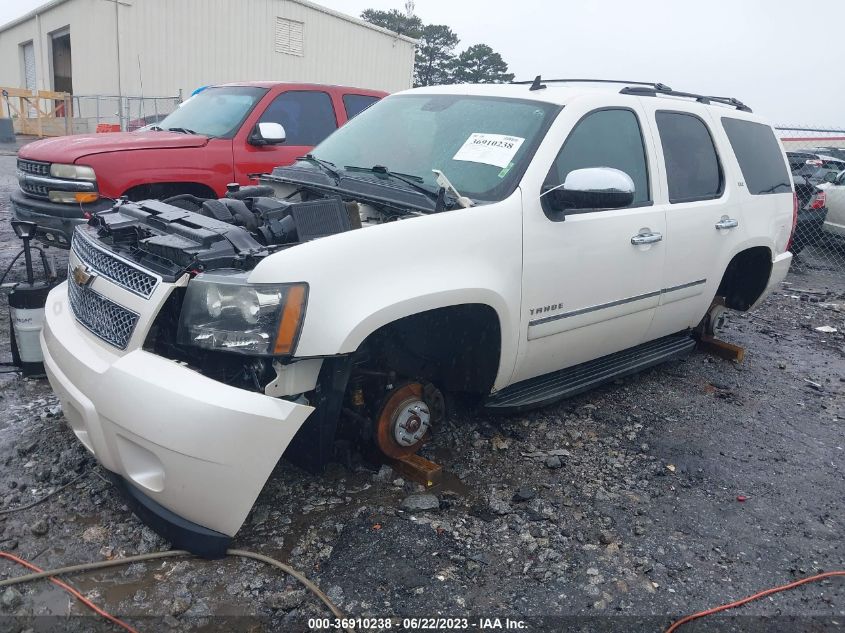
[786,192,798,252]
[808,190,826,210]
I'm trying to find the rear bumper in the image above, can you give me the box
[10,189,112,247]
[793,208,826,247]
[41,282,315,548]
[751,251,792,310]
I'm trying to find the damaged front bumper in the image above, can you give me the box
[41,282,314,556]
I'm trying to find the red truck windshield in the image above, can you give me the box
[155,86,268,138]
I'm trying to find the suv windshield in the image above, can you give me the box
[154,86,267,138]
[310,94,560,202]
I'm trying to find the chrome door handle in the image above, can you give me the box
[715,217,739,230]
[631,231,663,245]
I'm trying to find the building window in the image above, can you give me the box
[275,18,304,56]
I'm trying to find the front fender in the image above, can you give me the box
[248,191,525,390]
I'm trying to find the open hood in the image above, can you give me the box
[17,131,210,164]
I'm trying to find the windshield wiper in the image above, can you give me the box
[167,127,197,135]
[297,154,341,181]
[148,125,164,131]
[343,165,454,211]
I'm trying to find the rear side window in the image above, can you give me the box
[722,118,791,195]
[656,111,722,203]
[343,94,379,120]
[546,108,651,205]
[260,90,337,145]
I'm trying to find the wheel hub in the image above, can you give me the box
[375,382,436,458]
[393,400,430,447]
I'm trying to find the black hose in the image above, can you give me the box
[0,247,58,288]
[0,251,24,287]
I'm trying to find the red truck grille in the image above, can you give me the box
[17,158,51,177]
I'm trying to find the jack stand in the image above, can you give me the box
[697,334,745,363]
[388,453,443,488]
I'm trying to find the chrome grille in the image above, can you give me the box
[67,276,139,349]
[17,158,50,176]
[72,229,158,298]
[20,180,49,198]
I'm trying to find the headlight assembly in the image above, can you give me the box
[177,272,307,356]
[49,163,97,181]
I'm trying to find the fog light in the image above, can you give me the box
[48,191,99,204]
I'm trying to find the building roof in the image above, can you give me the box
[0,0,68,34]
[0,0,419,43]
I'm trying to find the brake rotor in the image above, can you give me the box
[375,382,432,458]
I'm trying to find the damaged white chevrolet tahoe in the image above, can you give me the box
[40,79,794,556]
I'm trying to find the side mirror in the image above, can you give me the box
[542,167,635,213]
[250,122,286,146]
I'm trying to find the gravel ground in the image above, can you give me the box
[0,153,844,632]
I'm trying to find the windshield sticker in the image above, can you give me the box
[452,133,526,169]
[498,162,514,178]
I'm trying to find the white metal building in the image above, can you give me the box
[0,0,417,99]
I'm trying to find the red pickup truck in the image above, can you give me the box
[12,82,386,245]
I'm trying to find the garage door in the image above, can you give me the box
[22,41,36,117]
[23,42,36,89]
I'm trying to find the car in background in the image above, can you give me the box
[786,150,821,172]
[12,82,386,246]
[126,113,170,132]
[808,146,845,162]
[787,153,845,254]
[788,151,841,210]
[791,178,827,255]
[818,169,845,241]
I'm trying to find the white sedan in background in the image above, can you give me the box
[820,170,845,239]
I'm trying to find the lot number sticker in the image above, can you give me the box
[453,133,525,168]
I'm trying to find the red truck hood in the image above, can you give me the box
[17,131,210,163]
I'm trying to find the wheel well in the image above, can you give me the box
[716,247,772,311]
[361,304,502,395]
[122,182,217,201]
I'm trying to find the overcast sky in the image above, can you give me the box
[2,0,842,127]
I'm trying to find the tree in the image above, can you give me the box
[360,9,423,39]
[414,24,460,87]
[360,8,516,86]
[450,44,515,84]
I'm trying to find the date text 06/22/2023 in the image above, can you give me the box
[307,617,528,630]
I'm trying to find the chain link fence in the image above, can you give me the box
[776,126,845,276]
[70,94,182,133]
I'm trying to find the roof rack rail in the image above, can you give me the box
[511,76,671,92]
[511,75,751,113]
[619,85,752,112]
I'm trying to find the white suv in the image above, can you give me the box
[40,79,794,556]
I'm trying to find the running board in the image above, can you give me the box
[485,332,696,412]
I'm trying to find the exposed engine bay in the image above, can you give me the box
[79,181,417,397]
[87,185,372,280]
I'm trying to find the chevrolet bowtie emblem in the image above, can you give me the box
[72,263,96,286]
